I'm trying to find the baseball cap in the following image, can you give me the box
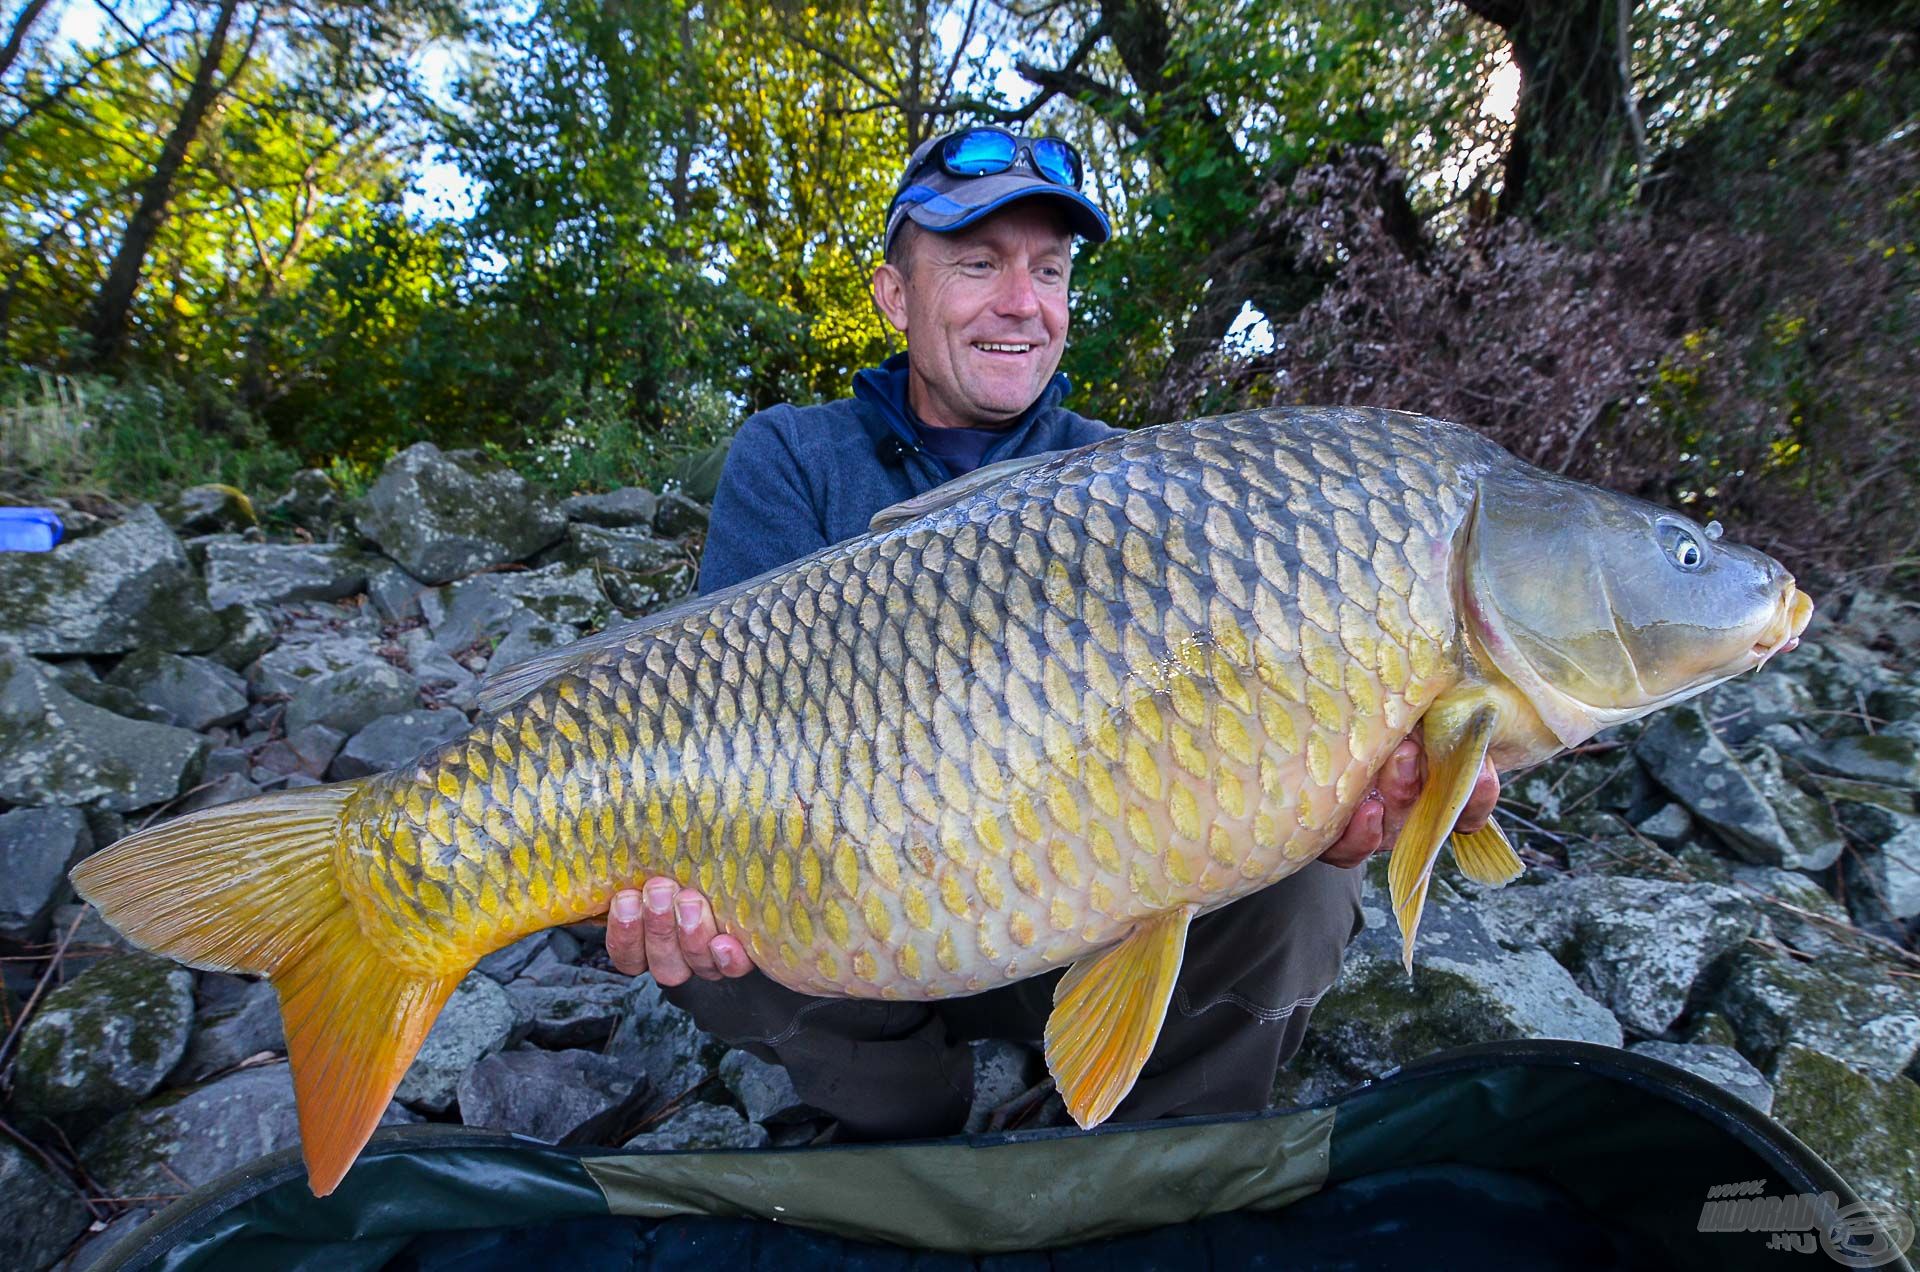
[884,129,1112,256]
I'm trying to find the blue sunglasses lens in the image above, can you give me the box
[1030,138,1082,188]
[943,129,1017,175]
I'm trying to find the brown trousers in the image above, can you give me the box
[663,861,1367,1140]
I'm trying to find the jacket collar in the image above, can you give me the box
[852,352,1072,473]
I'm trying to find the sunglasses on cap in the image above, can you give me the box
[902,127,1086,194]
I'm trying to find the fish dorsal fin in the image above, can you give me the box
[1451,820,1523,887]
[1388,694,1500,972]
[1044,904,1196,1130]
[867,451,1064,534]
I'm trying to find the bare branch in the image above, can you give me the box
[0,0,54,82]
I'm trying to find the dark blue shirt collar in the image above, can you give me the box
[852,352,1072,474]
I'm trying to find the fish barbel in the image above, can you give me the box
[72,406,1812,1195]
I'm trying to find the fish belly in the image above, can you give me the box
[336,409,1476,994]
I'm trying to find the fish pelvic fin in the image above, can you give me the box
[1044,904,1196,1130]
[1388,695,1499,974]
[1450,819,1523,888]
[69,783,458,1197]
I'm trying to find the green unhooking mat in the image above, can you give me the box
[90,1041,1914,1271]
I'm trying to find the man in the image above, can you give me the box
[601,128,1499,1137]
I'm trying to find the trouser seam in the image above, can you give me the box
[741,995,852,1047]
[1173,980,1332,1024]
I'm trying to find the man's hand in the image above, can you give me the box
[605,877,755,984]
[1320,738,1500,869]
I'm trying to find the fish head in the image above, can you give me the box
[1463,469,1814,749]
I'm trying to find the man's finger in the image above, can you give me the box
[1376,739,1423,809]
[642,877,692,987]
[673,888,725,981]
[1321,795,1384,869]
[710,934,754,978]
[605,889,647,977]
[1453,761,1502,835]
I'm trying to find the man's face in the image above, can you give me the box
[872,203,1073,430]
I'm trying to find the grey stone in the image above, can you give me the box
[161,484,257,535]
[421,564,609,656]
[246,628,385,699]
[264,469,342,532]
[352,443,567,584]
[719,1049,810,1125]
[1768,1045,1920,1243]
[47,660,170,722]
[11,953,195,1117]
[0,1138,90,1272]
[105,649,248,730]
[251,724,346,779]
[1633,802,1695,847]
[1714,948,1920,1080]
[1797,734,1920,789]
[0,806,92,942]
[621,1101,768,1152]
[365,562,430,624]
[652,491,709,539]
[1477,875,1752,1035]
[80,1063,416,1201]
[396,972,515,1113]
[566,523,685,575]
[168,974,284,1084]
[0,505,221,655]
[1300,869,1621,1084]
[1628,1040,1775,1114]
[965,1039,1040,1133]
[565,487,658,529]
[605,979,725,1101]
[395,627,480,711]
[205,603,276,672]
[64,1208,148,1272]
[1635,706,1841,869]
[505,969,630,1049]
[283,662,416,737]
[475,932,550,983]
[178,771,266,813]
[1845,823,1920,924]
[202,540,372,611]
[0,643,206,811]
[1684,1012,1742,1050]
[1726,863,1855,958]
[488,614,581,674]
[457,1047,645,1144]
[329,709,471,780]
[1699,676,1817,747]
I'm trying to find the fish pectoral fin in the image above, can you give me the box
[1388,697,1499,974]
[1450,819,1524,887]
[1044,905,1196,1131]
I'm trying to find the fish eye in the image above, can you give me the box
[1660,524,1706,571]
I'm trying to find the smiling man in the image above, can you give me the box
[600,128,1498,1139]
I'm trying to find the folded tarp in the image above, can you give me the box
[91,1040,1913,1271]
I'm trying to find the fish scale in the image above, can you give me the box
[334,407,1473,995]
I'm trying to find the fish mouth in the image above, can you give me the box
[1751,584,1815,664]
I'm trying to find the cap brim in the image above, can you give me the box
[894,174,1111,245]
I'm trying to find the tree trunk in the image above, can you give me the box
[0,0,53,82]
[80,0,241,368]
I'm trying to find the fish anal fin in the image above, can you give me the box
[278,907,459,1197]
[1387,696,1499,973]
[1451,819,1523,887]
[1044,904,1196,1130]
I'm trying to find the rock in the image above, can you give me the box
[1726,863,1856,959]
[0,505,221,655]
[0,643,206,811]
[621,1101,768,1152]
[283,662,416,737]
[1684,1012,1742,1050]
[965,1039,1041,1133]
[1301,871,1621,1084]
[1477,875,1752,1036]
[1699,676,1817,747]
[64,1208,148,1272]
[475,932,550,983]
[1635,705,1842,869]
[394,628,479,712]
[488,614,580,673]
[395,972,515,1113]
[505,968,630,1049]
[1713,948,1920,1080]
[161,484,257,535]
[1844,826,1920,924]
[1633,802,1695,847]
[719,1049,810,1125]
[205,603,276,672]
[1797,734,1920,789]
[1268,1044,1360,1110]
[168,973,284,1084]
[456,1048,647,1144]
[47,660,170,723]
[1768,1045,1920,1242]
[565,523,686,575]
[264,469,342,532]
[104,649,248,730]
[652,491,709,539]
[564,488,659,530]
[251,724,346,780]
[605,980,726,1101]
[80,1063,416,1200]
[49,903,135,977]
[421,564,610,656]
[11,953,195,1117]
[0,806,92,942]
[0,1139,90,1272]
[329,708,471,780]
[352,443,567,584]
[201,540,373,611]
[365,562,430,624]
[246,627,385,699]
[1627,1040,1775,1114]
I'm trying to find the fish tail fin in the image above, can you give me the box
[70,784,460,1197]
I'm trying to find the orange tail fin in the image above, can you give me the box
[69,784,459,1196]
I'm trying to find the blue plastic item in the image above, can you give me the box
[0,506,64,551]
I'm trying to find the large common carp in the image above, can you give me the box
[72,406,1811,1196]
